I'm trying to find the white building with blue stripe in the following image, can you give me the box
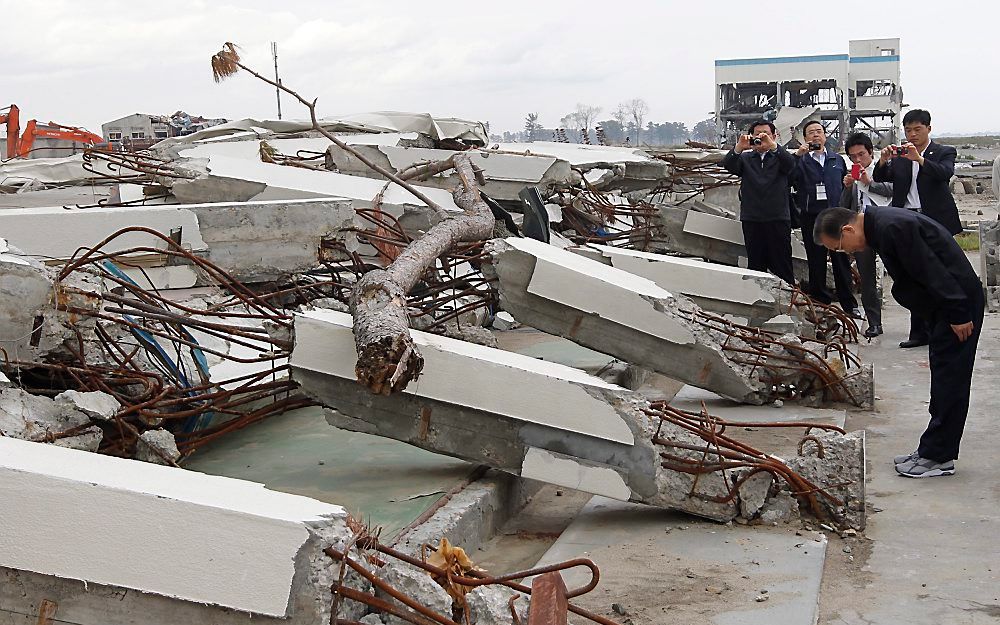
[715,38,902,147]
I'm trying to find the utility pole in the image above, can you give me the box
[271,42,282,120]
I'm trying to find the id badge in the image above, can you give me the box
[816,183,827,202]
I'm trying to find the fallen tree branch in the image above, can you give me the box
[211,42,495,394]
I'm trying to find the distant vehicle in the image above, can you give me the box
[2,103,108,159]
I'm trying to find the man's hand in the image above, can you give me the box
[760,133,777,151]
[902,142,923,164]
[796,143,811,157]
[842,174,853,188]
[735,134,750,154]
[879,145,894,165]
[951,321,974,342]
[859,168,872,185]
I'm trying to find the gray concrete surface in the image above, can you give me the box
[534,496,828,625]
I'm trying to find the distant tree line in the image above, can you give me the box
[489,100,719,147]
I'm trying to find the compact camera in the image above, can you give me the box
[808,142,822,150]
[895,146,909,157]
[749,137,762,146]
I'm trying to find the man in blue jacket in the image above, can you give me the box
[792,120,861,317]
[721,120,797,285]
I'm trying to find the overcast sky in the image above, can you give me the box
[5,0,996,137]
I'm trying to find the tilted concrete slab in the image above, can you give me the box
[166,154,460,226]
[0,198,362,288]
[653,205,808,280]
[497,141,670,191]
[569,243,796,324]
[290,308,748,521]
[0,436,349,620]
[483,237,770,404]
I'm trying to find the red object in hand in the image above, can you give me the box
[851,163,862,180]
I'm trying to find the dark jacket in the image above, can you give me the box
[721,146,796,222]
[792,148,846,215]
[838,179,894,212]
[872,141,961,235]
[864,206,981,324]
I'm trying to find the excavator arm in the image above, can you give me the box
[17,120,105,157]
[0,105,20,160]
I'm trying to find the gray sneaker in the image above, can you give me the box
[895,456,955,478]
[893,450,919,465]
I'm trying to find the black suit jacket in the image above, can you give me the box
[721,146,796,222]
[872,141,961,235]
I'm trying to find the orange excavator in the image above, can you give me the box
[2,104,106,159]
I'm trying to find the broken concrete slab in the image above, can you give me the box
[485,237,826,405]
[0,388,103,451]
[0,198,361,288]
[0,436,352,620]
[164,154,461,219]
[136,429,182,465]
[289,308,825,523]
[787,430,866,531]
[496,142,669,192]
[653,205,808,280]
[328,144,574,201]
[569,243,796,324]
[153,112,489,149]
[979,220,1000,312]
[54,389,121,421]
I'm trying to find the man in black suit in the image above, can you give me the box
[873,109,961,348]
[721,120,796,285]
[813,206,982,478]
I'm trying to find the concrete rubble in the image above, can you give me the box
[484,237,870,407]
[568,242,797,325]
[290,308,866,527]
[0,106,878,624]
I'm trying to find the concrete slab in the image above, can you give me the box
[534,496,828,625]
[0,436,346,617]
[485,237,773,404]
[570,243,795,323]
[671,385,848,429]
[0,198,359,287]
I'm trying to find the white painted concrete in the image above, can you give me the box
[496,142,655,165]
[291,308,635,445]
[683,210,808,261]
[521,447,632,500]
[200,154,461,211]
[506,238,697,345]
[0,437,345,616]
[577,244,780,306]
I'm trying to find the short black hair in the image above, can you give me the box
[812,207,859,245]
[844,132,874,155]
[802,120,825,133]
[902,109,931,126]
[748,119,775,135]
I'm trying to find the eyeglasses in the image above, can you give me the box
[834,226,848,254]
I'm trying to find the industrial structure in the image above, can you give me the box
[715,38,902,148]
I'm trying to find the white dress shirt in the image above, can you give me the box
[903,146,929,209]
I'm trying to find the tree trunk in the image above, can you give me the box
[351,153,495,394]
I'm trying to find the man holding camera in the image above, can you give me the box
[840,132,894,338]
[792,120,862,317]
[873,109,960,348]
[721,120,796,285]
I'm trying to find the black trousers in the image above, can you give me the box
[741,220,795,286]
[853,247,881,326]
[908,314,930,342]
[918,289,985,462]
[799,212,858,310]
